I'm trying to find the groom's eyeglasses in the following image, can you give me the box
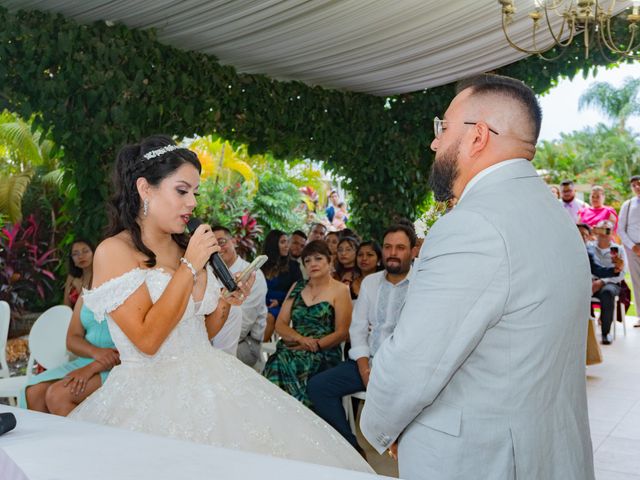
[433,117,500,139]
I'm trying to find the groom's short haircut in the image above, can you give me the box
[456,74,542,143]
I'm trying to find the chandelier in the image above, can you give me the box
[498,0,640,60]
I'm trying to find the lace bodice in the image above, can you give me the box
[83,266,220,364]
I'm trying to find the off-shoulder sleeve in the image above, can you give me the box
[82,268,148,322]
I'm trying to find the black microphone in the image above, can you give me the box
[186,218,237,292]
[0,413,16,436]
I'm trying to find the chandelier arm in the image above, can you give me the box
[597,18,640,59]
[531,23,567,57]
[596,30,624,61]
[543,3,573,46]
[501,14,551,54]
[603,16,639,55]
[536,44,574,61]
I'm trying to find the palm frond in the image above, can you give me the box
[0,173,32,223]
[0,112,42,167]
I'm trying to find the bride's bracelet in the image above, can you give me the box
[179,257,197,283]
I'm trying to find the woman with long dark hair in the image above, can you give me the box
[261,229,302,340]
[63,239,94,307]
[351,240,383,298]
[69,135,370,473]
[333,236,361,299]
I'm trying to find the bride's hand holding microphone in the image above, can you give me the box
[182,224,220,276]
[183,218,254,305]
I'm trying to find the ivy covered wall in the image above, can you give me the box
[0,7,625,240]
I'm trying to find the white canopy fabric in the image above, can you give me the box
[0,0,632,95]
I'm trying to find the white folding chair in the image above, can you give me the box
[0,305,73,406]
[253,335,278,373]
[343,390,367,435]
[0,301,11,379]
[591,295,626,340]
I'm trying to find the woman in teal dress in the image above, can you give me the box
[21,297,119,416]
[263,240,352,406]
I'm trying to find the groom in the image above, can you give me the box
[360,74,594,480]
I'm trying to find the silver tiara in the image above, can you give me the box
[143,145,179,160]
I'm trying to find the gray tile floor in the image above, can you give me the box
[590,315,640,479]
[356,316,640,478]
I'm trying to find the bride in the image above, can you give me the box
[69,136,372,473]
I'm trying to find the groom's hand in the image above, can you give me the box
[388,442,398,460]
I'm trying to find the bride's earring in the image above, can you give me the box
[143,198,149,217]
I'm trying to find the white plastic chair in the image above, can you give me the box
[253,336,278,373]
[0,301,11,379]
[343,390,367,435]
[0,305,73,406]
[591,295,626,340]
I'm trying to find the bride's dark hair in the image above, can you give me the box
[106,134,202,267]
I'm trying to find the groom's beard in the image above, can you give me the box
[429,139,460,202]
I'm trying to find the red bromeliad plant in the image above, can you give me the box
[0,215,58,313]
[232,211,263,260]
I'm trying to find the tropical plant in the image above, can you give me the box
[0,110,63,223]
[578,77,640,131]
[534,124,640,208]
[189,136,258,194]
[231,211,263,260]
[0,214,58,314]
[252,171,305,234]
[195,179,253,228]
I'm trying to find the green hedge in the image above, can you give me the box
[0,7,628,240]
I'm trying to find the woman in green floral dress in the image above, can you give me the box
[263,240,352,406]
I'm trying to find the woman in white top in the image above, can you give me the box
[69,135,372,473]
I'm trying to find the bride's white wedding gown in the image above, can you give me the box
[70,266,372,473]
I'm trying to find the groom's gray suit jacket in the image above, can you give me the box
[361,159,594,480]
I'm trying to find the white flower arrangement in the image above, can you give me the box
[414,202,447,239]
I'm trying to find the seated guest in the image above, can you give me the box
[63,239,94,308]
[325,231,340,265]
[579,185,618,233]
[261,230,302,341]
[263,241,351,406]
[212,226,268,366]
[334,236,361,299]
[307,223,416,449]
[351,241,383,298]
[578,223,621,278]
[589,220,626,344]
[21,298,118,415]
[339,227,361,242]
[308,222,327,242]
[289,230,307,260]
[290,229,309,280]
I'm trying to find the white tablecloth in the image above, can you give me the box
[0,406,384,480]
